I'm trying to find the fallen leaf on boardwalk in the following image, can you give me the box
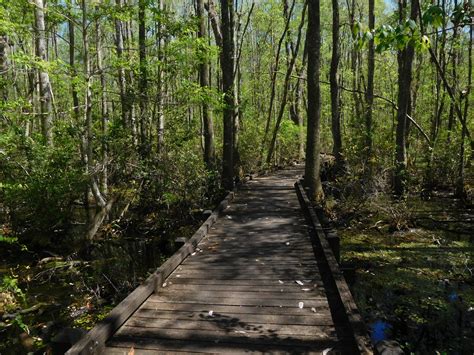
[162,282,167,287]
[285,242,290,245]
[298,302,304,309]
[226,215,232,219]
[208,310,214,317]
[234,330,247,334]
[295,280,304,285]
[191,252,196,256]
[176,274,181,278]
[278,280,284,284]
[302,288,311,291]
[311,307,317,313]
[128,347,134,355]
[322,348,333,355]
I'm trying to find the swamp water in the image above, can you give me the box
[0,206,201,354]
[338,193,474,353]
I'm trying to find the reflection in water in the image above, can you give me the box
[370,320,390,344]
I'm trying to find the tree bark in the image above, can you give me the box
[156,0,165,154]
[259,0,295,166]
[0,34,7,103]
[197,0,215,169]
[138,0,149,156]
[394,0,417,197]
[96,2,109,194]
[330,0,343,171]
[365,0,375,167]
[305,0,324,203]
[82,0,106,208]
[115,0,129,129]
[34,0,53,145]
[456,23,472,198]
[266,2,306,165]
[220,0,235,190]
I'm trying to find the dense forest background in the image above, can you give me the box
[0,0,472,353]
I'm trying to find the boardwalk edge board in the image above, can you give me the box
[65,191,235,355]
[294,180,373,355]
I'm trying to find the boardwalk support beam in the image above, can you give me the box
[295,180,372,354]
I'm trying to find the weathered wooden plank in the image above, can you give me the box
[105,336,343,354]
[163,277,322,285]
[147,295,328,308]
[170,266,320,275]
[138,302,330,316]
[131,309,335,325]
[158,288,326,300]
[123,317,337,337]
[115,326,338,344]
[181,261,319,268]
[158,282,324,292]
[165,271,319,280]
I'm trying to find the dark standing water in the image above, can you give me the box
[338,193,474,353]
[0,205,200,354]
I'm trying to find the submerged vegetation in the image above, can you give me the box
[332,189,474,353]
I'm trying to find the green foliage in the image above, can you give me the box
[0,126,86,237]
[1,275,25,303]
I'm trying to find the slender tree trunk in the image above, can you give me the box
[220,0,235,190]
[96,2,109,194]
[197,0,215,169]
[34,0,53,145]
[305,0,324,203]
[266,3,306,165]
[0,34,7,103]
[293,46,308,161]
[156,0,165,154]
[365,0,375,168]
[138,0,149,156]
[394,0,417,197]
[456,23,472,198]
[82,0,106,209]
[68,10,80,121]
[330,0,343,171]
[115,0,128,129]
[259,0,295,166]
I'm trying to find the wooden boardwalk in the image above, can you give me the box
[69,168,369,354]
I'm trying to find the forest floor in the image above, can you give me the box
[0,203,209,354]
[332,190,474,353]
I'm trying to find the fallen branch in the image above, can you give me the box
[2,302,48,320]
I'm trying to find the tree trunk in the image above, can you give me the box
[259,0,295,166]
[0,34,7,103]
[96,2,109,194]
[220,0,235,190]
[365,0,375,168]
[197,0,215,169]
[138,0,149,156]
[394,0,417,197]
[330,0,343,171]
[34,0,53,145]
[304,0,324,203]
[156,0,165,154]
[455,23,472,198]
[82,0,106,208]
[266,3,306,165]
[115,0,128,129]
